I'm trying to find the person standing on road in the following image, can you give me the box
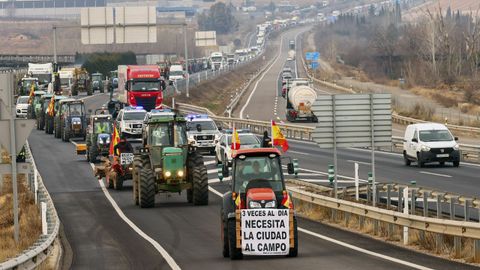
[114,136,133,156]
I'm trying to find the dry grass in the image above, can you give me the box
[0,175,42,263]
[293,196,480,266]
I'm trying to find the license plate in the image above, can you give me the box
[437,154,449,158]
[120,153,134,165]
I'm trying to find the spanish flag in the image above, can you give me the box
[281,190,292,208]
[234,194,241,209]
[28,83,35,104]
[47,95,55,116]
[109,124,121,156]
[272,120,289,152]
[231,127,240,151]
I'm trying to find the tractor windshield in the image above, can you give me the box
[94,121,111,134]
[233,155,284,193]
[69,103,84,116]
[150,122,187,146]
[92,75,103,81]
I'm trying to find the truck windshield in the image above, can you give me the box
[130,81,159,91]
[234,156,284,193]
[123,111,146,121]
[69,104,84,116]
[170,70,184,76]
[187,120,217,131]
[419,130,453,142]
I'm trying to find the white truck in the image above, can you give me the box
[288,50,296,61]
[28,63,54,91]
[226,54,235,66]
[286,85,318,122]
[210,52,224,71]
[59,68,75,92]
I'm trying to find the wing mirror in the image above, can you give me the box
[217,164,229,181]
[454,137,458,141]
[411,138,418,143]
[287,158,299,176]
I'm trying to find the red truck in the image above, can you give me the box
[118,65,164,111]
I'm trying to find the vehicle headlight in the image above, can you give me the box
[214,133,220,140]
[249,201,262,209]
[105,137,111,144]
[164,171,171,178]
[177,170,184,177]
[265,200,276,208]
[421,145,430,152]
[453,144,460,150]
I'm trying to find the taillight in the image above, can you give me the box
[129,93,136,106]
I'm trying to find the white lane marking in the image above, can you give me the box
[207,169,218,174]
[204,160,216,166]
[302,179,354,183]
[347,160,371,166]
[240,33,285,119]
[90,163,182,270]
[419,171,452,178]
[207,185,433,270]
[298,228,434,270]
[288,150,312,156]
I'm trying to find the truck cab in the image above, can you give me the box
[219,148,298,259]
[118,65,164,111]
[210,52,224,71]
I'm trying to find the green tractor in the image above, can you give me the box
[27,90,46,119]
[132,109,209,208]
[36,93,53,130]
[86,111,113,163]
[45,95,67,134]
[91,72,105,93]
[18,77,38,96]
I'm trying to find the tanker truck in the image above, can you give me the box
[286,85,318,122]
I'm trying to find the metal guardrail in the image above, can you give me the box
[0,141,60,270]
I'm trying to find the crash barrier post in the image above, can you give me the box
[328,165,334,186]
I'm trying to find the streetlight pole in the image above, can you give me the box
[53,26,57,64]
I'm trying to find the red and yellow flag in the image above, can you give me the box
[47,95,55,116]
[231,128,240,151]
[272,121,289,152]
[28,83,35,104]
[109,124,120,156]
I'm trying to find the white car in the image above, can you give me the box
[115,106,147,139]
[169,64,185,83]
[403,123,460,167]
[214,130,261,165]
[186,114,221,154]
[16,96,30,118]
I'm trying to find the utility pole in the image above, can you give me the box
[52,26,57,64]
[9,83,19,243]
[184,24,189,98]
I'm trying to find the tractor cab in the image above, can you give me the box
[91,72,104,93]
[219,148,299,259]
[19,77,39,96]
[83,112,113,162]
[27,90,46,119]
[55,99,87,141]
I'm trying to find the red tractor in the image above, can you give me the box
[218,148,299,260]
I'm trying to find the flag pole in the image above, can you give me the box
[271,120,274,148]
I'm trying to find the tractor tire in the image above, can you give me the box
[114,175,124,190]
[54,118,61,138]
[139,169,155,208]
[45,117,52,134]
[38,116,45,130]
[192,166,208,205]
[132,157,142,205]
[72,87,78,96]
[62,127,71,142]
[187,151,204,167]
[228,219,243,260]
[88,145,98,163]
[221,211,229,258]
[287,217,298,257]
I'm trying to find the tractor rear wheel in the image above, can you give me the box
[192,166,208,205]
[228,219,242,260]
[88,145,98,163]
[114,175,124,190]
[54,118,61,138]
[287,217,298,257]
[62,127,71,142]
[139,169,155,208]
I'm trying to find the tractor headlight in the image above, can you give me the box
[105,137,111,144]
[177,170,184,177]
[164,171,172,178]
[421,145,430,152]
[265,200,277,208]
[248,201,262,209]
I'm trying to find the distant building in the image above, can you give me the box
[0,0,106,18]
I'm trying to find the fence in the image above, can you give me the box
[0,141,60,270]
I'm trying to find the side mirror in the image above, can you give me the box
[287,159,299,176]
[454,137,458,141]
[218,126,223,131]
[222,164,230,178]
[287,163,294,175]
[411,138,418,143]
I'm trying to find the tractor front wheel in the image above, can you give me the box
[139,169,155,208]
[192,166,208,205]
[114,175,124,190]
[228,219,243,260]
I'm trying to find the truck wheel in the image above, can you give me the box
[139,169,155,208]
[403,151,411,166]
[287,217,298,257]
[192,166,208,205]
[88,145,98,163]
[36,117,41,130]
[228,219,243,260]
[114,175,124,190]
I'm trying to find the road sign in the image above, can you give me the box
[0,119,35,153]
[306,52,320,61]
[310,62,319,69]
[312,93,392,200]
[312,94,392,148]
[195,31,217,47]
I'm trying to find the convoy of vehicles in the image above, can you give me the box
[219,148,299,259]
[132,109,209,208]
[185,114,221,154]
[403,123,460,167]
[118,65,164,111]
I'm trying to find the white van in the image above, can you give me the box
[169,65,185,83]
[403,123,460,167]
